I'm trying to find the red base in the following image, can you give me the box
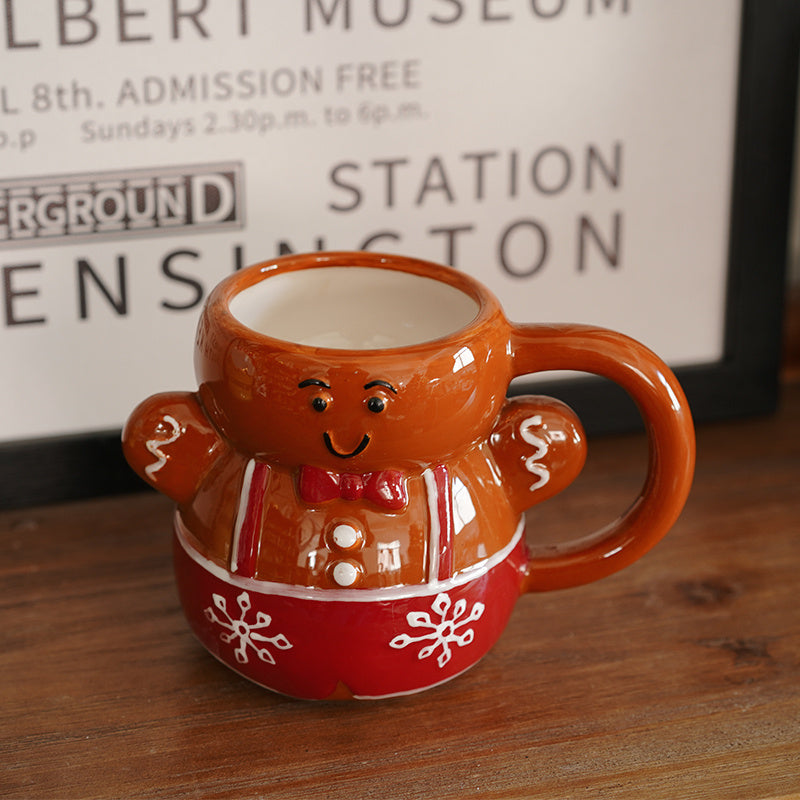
[173,519,527,699]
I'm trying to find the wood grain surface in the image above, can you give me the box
[2,384,798,799]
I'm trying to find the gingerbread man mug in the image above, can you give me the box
[123,251,695,700]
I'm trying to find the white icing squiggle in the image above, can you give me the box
[145,414,181,478]
[519,415,550,491]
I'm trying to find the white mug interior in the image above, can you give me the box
[228,266,480,349]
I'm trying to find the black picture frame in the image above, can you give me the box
[1,0,797,510]
[530,0,798,434]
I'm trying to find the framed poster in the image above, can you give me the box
[0,0,797,508]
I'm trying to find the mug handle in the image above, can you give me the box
[510,323,696,593]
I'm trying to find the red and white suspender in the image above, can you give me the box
[230,460,455,583]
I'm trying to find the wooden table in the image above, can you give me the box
[2,383,798,799]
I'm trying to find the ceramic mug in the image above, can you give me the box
[123,251,695,700]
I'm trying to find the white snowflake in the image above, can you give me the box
[204,591,292,665]
[389,592,485,668]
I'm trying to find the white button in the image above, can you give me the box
[331,560,361,587]
[331,523,362,551]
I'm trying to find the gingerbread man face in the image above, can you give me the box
[195,332,512,472]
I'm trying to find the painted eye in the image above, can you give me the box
[311,396,328,412]
[367,396,385,414]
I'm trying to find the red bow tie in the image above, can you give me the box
[298,465,408,510]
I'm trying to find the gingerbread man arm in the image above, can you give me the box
[122,391,227,504]
[489,395,587,516]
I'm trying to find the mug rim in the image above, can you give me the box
[204,251,503,354]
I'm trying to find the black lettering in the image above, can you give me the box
[429,224,474,266]
[171,0,210,40]
[482,0,511,22]
[430,0,463,24]
[373,0,410,27]
[305,0,350,31]
[508,150,518,197]
[3,263,46,326]
[578,213,622,271]
[117,0,151,43]
[530,0,566,18]
[5,0,39,48]
[499,219,548,277]
[586,142,622,190]
[587,0,629,14]
[328,162,362,212]
[165,75,188,102]
[58,0,98,46]
[373,157,408,208]
[77,257,128,319]
[160,249,203,310]
[415,156,454,205]
[531,147,571,195]
[462,151,498,200]
[233,244,245,270]
[116,78,139,105]
[238,0,249,36]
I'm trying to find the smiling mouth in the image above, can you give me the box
[323,432,370,459]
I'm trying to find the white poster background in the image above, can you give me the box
[0,1,740,441]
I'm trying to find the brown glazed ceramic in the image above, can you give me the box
[123,251,695,699]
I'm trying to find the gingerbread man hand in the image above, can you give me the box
[122,391,226,504]
[489,395,587,516]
